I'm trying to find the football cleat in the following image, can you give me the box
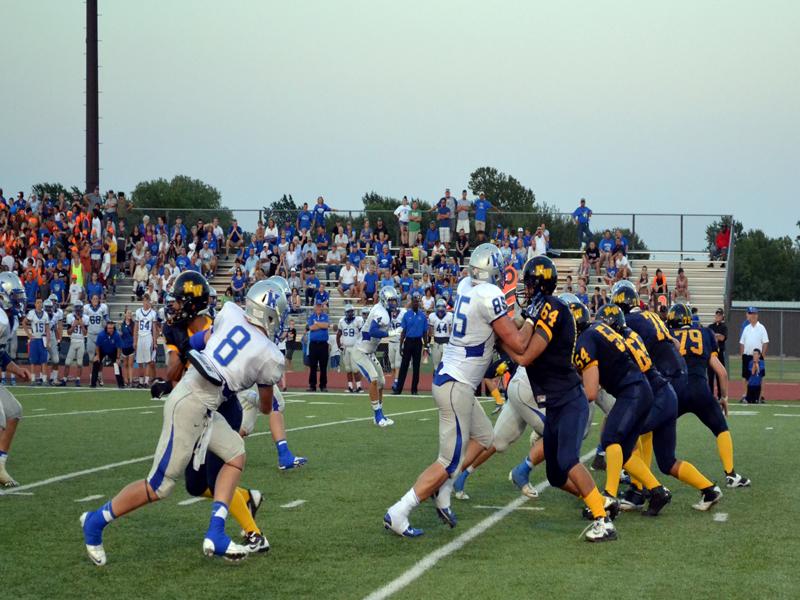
[642,485,672,517]
[619,469,631,485]
[278,455,308,471]
[591,452,606,471]
[243,531,270,554]
[79,512,107,566]
[582,517,617,543]
[582,492,620,521]
[375,417,395,428]
[692,485,723,512]
[454,490,470,501]
[435,506,458,528]
[383,513,424,538]
[725,472,751,488]
[619,487,646,511]
[202,537,249,562]
[240,489,264,538]
[0,465,19,488]
[509,464,539,499]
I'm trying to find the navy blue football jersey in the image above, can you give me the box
[574,322,646,397]
[670,324,719,380]
[523,295,582,404]
[626,310,686,379]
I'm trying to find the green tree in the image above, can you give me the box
[262,194,298,228]
[31,182,82,202]
[733,228,800,301]
[357,192,432,244]
[468,166,537,213]
[129,175,233,230]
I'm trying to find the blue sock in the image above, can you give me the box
[83,501,115,545]
[0,451,7,459]
[517,456,533,476]
[206,501,230,544]
[276,440,292,461]
[374,408,384,421]
[596,443,604,454]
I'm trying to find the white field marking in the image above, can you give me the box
[24,405,156,419]
[32,408,47,412]
[363,449,596,600]
[728,411,757,416]
[591,422,598,426]
[178,497,206,506]
[280,499,306,509]
[75,494,104,503]
[713,512,729,522]
[418,418,431,422]
[766,427,774,430]
[474,505,545,512]
[0,455,154,496]
[305,415,317,419]
[0,405,448,496]
[774,414,800,418]
[3,491,34,496]
[308,401,342,405]
[139,411,155,415]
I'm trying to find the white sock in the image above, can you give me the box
[435,478,454,509]
[466,465,475,474]
[357,381,362,389]
[0,454,7,465]
[347,381,353,390]
[389,488,420,522]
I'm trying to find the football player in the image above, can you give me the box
[337,304,363,393]
[386,302,406,381]
[427,298,453,370]
[24,298,50,385]
[153,271,269,553]
[134,295,158,388]
[84,294,109,378]
[667,302,750,490]
[383,244,531,537]
[61,302,89,386]
[0,272,31,487]
[44,297,64,385]
[351,287,400,427]
[501,257,615,542]
[611,282,724,510]
[80,279,287,565]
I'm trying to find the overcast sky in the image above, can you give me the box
[2,1,798,249]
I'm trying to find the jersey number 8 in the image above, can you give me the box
[213,325,251,366]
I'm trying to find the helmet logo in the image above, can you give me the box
[183,281,204,297]
[266,290,277,309]
[534,265,552,278]
[490,253,500,268]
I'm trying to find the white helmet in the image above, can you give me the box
[0,272,25,311]
[469,243,503,286]
[379,286,400,311]
[267,275,292,300]
[244,280,288,340]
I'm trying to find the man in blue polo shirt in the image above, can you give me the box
[424,222,439,253]
[473,192,497,234]
[297,202,313,235]
[91,321,125,388]
[306,301,330,392]
[392,293,427,395]
[572,197,593,248]
[363,263,379,303]
[225,219,244,258]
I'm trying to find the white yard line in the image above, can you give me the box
[713,512,729,522]
[774,414,800,418]
[178,497,206,506]
[362,450,595,600]
[75,494,104,503]
[24,405,157,419]
[474,505,545,512]
[0,405,446,495]
[280,499,307,508]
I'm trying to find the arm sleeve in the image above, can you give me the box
[189,329,208,351]
[369,319,388,339]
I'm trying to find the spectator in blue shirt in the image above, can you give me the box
[745,349,765,404]
[424,222,439,252]
[231,267,247,302]
[50,271,66,306]
[473,192,499,235]
[23,271,39,309]
[399,271,414,298]
[598,230,615,267]
[315,225,330,261]
[314,287,330,307]
[362,264,379,303]
[572,198,593,247]
[380,273,394,288]
[359,219,373,251]
[91,321,125,388]
[313,196,333,228]
[225,219,244,258]
[170,217,188,241]
[305,273,321,306]
[612,229,629,261]
[284,219,296,241]
[86,272,104,301]
[432,198,452,245]
[297,202,313,234]
[377,245,393,271]
[348,245,365,269]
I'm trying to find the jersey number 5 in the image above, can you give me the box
[213,325,251,366]
[452,296,470,339]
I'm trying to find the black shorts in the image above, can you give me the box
[121,347,134,357]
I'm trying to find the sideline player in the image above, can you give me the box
[24,298,50,385]
[84,295,108,377]
[427,298,452,369]
[134,295,158,388]
[383,244,531,537]
[44,297,64,385]
[386,302,406,381]
[61,302,89,386]
[80,279,287,565]
[337,304,363,393]
[500,257,616,542]
[0,272,31,486]
[666,302,750,489]
[351,287,400,427]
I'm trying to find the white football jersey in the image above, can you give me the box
[428,311,454,339]
[0,309,10,349]
[439,277,508,388]
[135,307,158,339]
[355,303,391,354]
[26,310,49,339]
[388,308,406,343]
[49,309,64,339]
[66,313,90,340]
[202,302,284,393]
[85,303,108,334]
[337,315,363,348]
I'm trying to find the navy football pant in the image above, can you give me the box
[641,380,680,474]
[601,381,653,462]
[674,374,729,437]
[543,387,590,489]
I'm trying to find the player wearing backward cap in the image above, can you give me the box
[383,243,532,538]
[81,277,288,565]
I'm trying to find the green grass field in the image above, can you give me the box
[1,388,799,599]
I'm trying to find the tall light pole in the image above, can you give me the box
[86,0,99,193]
